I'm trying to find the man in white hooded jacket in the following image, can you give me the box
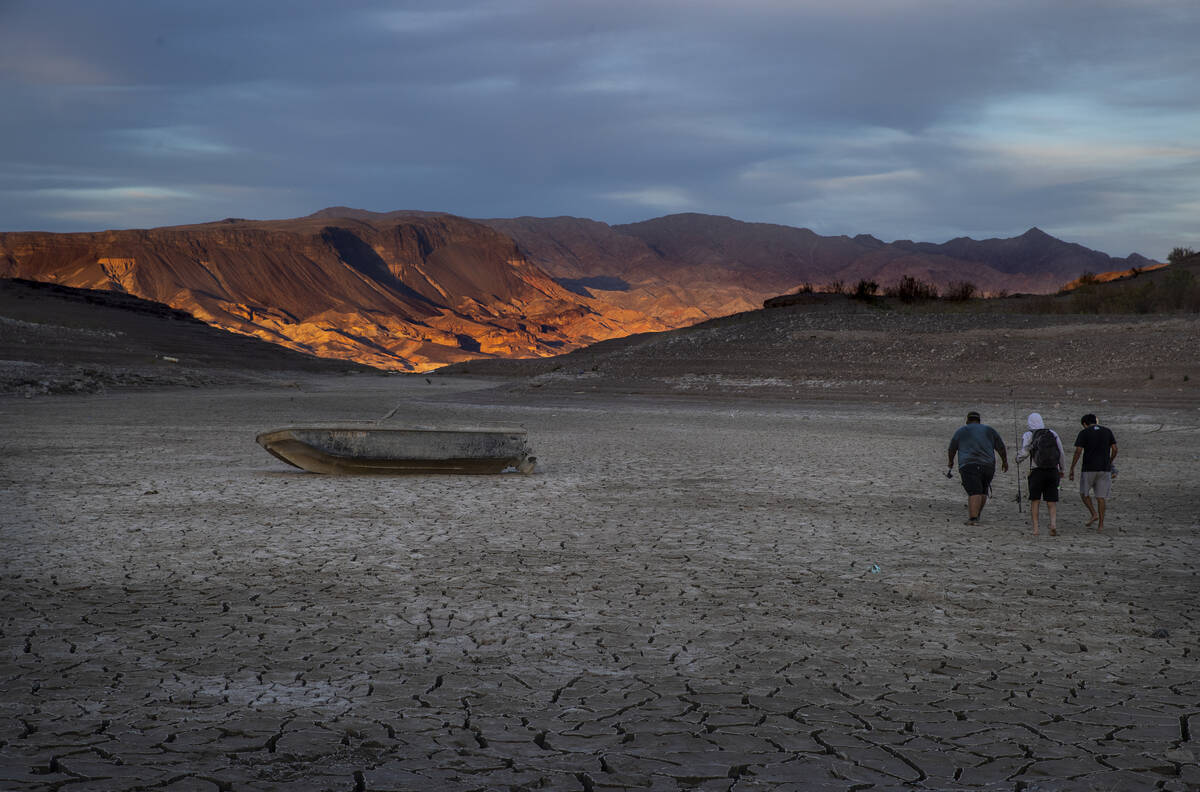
[1016,412,1067,536]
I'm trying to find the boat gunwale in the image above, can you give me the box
[256,423,528,437]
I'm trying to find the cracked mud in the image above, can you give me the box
[2,377,1197,791]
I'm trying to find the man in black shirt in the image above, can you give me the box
[1068,413,1118,532]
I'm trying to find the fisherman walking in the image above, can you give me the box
[947,411,1009,526]
[1069,413,1118,532]
[1016,412,1066,537]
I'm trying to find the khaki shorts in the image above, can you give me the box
[1080,470,1112,498]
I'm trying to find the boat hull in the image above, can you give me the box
[256,424,536,475]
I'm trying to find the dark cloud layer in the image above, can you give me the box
[2,0,1197,258]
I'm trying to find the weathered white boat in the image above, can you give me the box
[256,423,536,475]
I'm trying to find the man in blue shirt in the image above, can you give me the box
[948,411,1010,526]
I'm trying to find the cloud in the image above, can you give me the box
[109,127,236,157]
[0,0,1197,257]
[36,186,196,202]
[602,187,697,212]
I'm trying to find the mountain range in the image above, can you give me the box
[0,209,1156,371]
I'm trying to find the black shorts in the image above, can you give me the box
[959,464,995,496]
[1027,468,1060,502]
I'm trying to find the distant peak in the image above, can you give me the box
[307,206,381,221]
[306,207,459,224]
[1021,227,1051,239]
[632,212,738,226]
[304,207,369,219]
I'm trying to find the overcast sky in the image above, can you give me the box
[2,0,1197,258]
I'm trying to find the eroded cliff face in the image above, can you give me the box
[0,211,669,372]
[480,215,766,324]
[2,208,1158,372]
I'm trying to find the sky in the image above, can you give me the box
[1,0,1197,259]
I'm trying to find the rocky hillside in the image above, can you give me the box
[484,214,1157,311]
[0,210,668,372]
[2,208,1158,372]
[0,277,376,395]
[441,293,1199,409]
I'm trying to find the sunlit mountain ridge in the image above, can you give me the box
[0,209,1157,371]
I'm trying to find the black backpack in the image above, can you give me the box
[1031,428,1060,469]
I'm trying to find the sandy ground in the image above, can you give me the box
[2,375,1198,791]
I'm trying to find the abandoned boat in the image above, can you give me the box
[255,423,536,475]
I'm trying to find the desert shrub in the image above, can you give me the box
[1121,282,1159,314]
[1028,295,1062,314]
[1164,267,1196,290]
[1069,285,1104,313]
[1163,269,1200,311]
[1168,246,1196,264]
[827,279,846,295]
[853,279,879,299]
[885,275,939,302]
[943,281,978,301]
[1076,271,1098,286]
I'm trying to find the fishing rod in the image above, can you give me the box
[1011,388,1023,513]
